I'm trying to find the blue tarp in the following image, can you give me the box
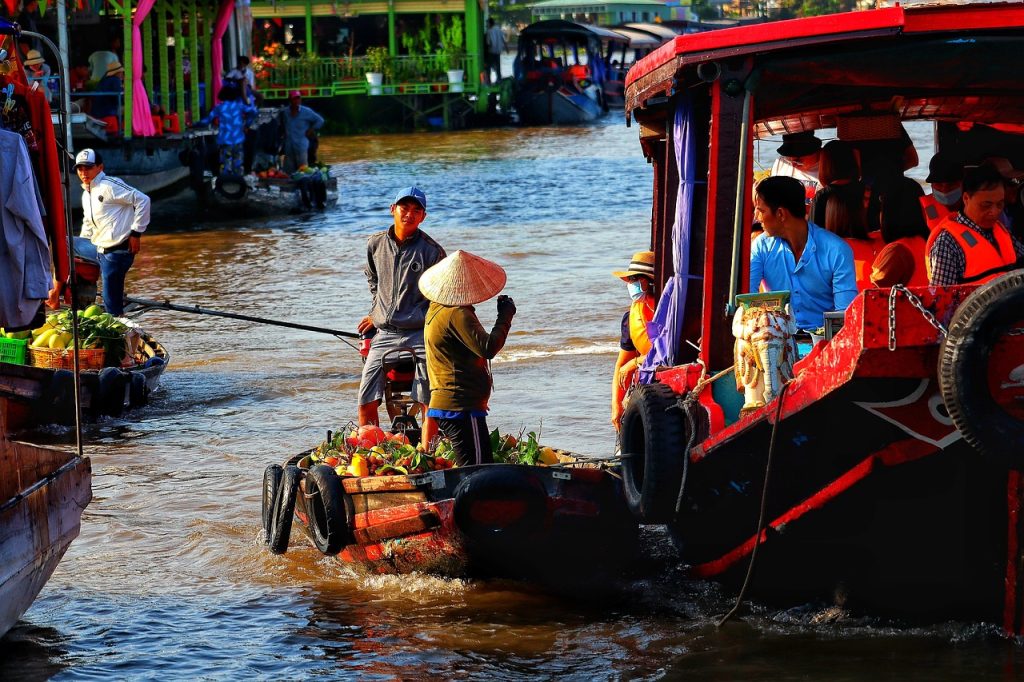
[639,93,697,383]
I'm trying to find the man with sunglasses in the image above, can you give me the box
[74,148,151,317]
[356,187,446,445]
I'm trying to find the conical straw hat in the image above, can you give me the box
[419,250,507,306]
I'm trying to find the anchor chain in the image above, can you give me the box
[888,284,949,351]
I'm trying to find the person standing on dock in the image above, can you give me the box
[74,149,151,318]
[611,251,656,431]
[357,187,446,445]
[279,91,324,173]
[419,250,516,466]
[484,18,507,84]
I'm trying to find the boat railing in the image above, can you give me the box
[257,54,478,99]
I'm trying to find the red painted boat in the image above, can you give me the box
[265,451,638,580]
[621,1,1024,632]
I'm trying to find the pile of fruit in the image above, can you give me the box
[27,306,130,362]
[255,168,290,179]
[309,423,456,478]
[290,163,330,182]
[490,429,561,466]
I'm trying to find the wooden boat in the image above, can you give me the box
[513,21,626,125]
[198,169,340,215]
[0,331,169,430]
[621,2,1024,633]
[0,399,92,638]
[265,450,638,580]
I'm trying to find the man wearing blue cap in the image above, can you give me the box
[357,187,446,443]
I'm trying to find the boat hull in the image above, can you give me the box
[0,334,169,430]
[0,434,92,638]
[515,88,605,125]
[287,457,638,580]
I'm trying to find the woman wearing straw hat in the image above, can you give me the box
[419,250,517,466]
[91,59,125,125]
[23,49,52,103]
[611,251,656,431]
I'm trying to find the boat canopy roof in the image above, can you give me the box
[520,19,629,44]
[622,22,679,41]
[608,26,664,50]
[625,1,1024,133]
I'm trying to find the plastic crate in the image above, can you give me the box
[0,336,28,365]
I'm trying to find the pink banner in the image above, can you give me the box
[211,0,236,102]
[131,0,157,136]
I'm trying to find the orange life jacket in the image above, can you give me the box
[891,235,930,287]
[847,233,884,291]
[919,194,954,232]
[925,215,1017,284]
[629,295,655,356]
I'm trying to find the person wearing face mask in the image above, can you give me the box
[611,251,656,431]
[920,152,963,231]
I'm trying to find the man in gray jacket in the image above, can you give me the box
[357,187,446,443]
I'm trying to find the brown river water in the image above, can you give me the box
[2,120,1022,680]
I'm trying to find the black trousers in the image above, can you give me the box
[436,414,493,467]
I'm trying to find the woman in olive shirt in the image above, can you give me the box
[419,250,516,465]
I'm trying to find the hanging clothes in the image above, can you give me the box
[0,128,51,328]
[0,73,71,297]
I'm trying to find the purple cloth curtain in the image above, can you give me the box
[211,1,236,103]
[639,93,697,384]
[131,0,157,136]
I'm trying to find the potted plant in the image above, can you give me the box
[364,46,390,95]
[438,16,465,92]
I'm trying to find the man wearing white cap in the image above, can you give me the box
[420,250,516,466]
[74,148,151,316]
[357,187,446,442]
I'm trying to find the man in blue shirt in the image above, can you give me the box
[750,176,857,331]
[279,91,324,173]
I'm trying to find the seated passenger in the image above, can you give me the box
[810,140,865,228]
[927,162,1024,286]
[750,176,857,331]
[920,152,963,230]
[824,191,880,291]
[610,251,656,431]
[985,157,1024,241]
[770,131,822,206]
[871,177,931,287]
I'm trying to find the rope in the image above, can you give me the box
[717,379,791,627]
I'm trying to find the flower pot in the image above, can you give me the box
[446,69,464,93]
[366,72,383,96]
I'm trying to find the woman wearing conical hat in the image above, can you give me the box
[611,251,656,431]
[419,250,517,466]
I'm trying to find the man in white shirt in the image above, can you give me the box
[75,148,151,317]
[769,131,822,205]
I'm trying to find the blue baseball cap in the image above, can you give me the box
[393,186,427,210]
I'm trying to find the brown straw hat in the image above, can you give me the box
[612,251,655,281]
[105,60,125,77]
[418,250,507,306]
[24,50,44,67]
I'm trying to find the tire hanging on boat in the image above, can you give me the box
[268,465,301,554]
[619,381,688,524]
[939,270,1024,468]
[452,466,548,548]
[262,464,283,540]
[97,367,127,416]
[304,465,354,555]
[128,372,148,408]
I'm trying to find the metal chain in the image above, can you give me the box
[888,284,948,351]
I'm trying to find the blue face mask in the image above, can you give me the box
[931,186,962,207]
[627,280,646,301]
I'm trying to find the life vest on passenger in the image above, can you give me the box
[925,215,1017,284]
[628,295,655,356]
[890,235,930,287]
[919,194,954,232]
[846,233,884,291]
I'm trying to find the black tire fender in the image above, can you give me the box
[619,382,688,524]
[304,464,354,555]
[268,465,300,554]
[214,173,248,200]
[939,270,1024,467]
[128,372,148,408]
[262,464,283,540]
[97,367,127,417]
[452,466,548,547]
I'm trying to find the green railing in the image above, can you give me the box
[257,54,478,99]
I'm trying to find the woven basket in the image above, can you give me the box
[28,346,106,370]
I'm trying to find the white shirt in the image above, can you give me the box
[80,171,151,249]
[770,156,821,190]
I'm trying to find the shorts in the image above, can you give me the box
[435,414,492,467]
[357,327,429,406]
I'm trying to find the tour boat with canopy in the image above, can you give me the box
[620,1,1024,633]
